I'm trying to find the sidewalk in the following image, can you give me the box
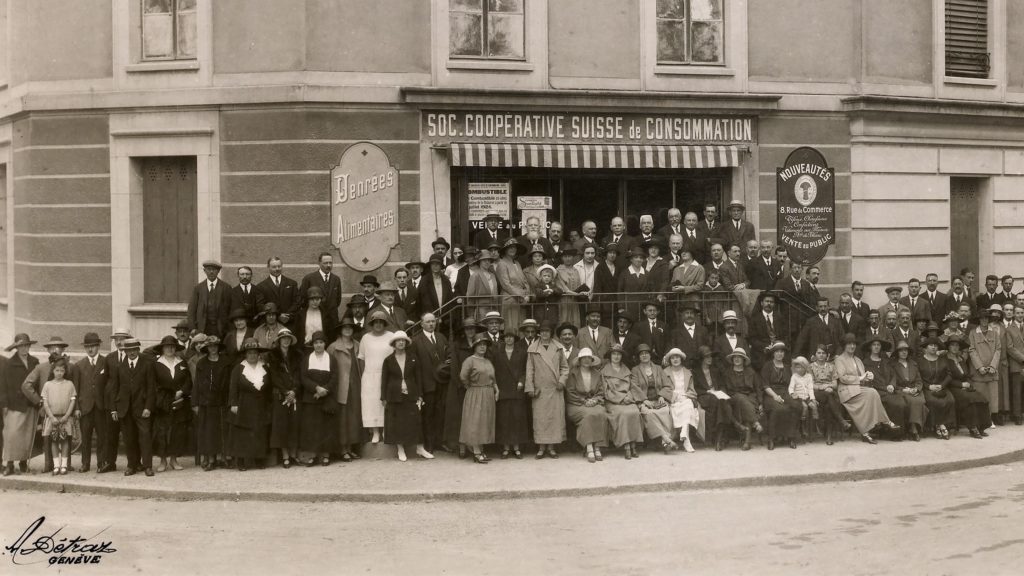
[2,426,1022,502]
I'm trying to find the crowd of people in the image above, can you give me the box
[1,200,1021,476]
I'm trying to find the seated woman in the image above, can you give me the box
[833,333,901,444]
[723,348,763,451]
[945,335,991,438]
[809,344,851,445]
[861,336,903,439]
[532,264,563,328]
[889,340,928,441]
[918,337,956,440]
[758,341,803,450]
[631,344,678,454]
[602,344,644,460]
[564,348,610,463]
[692,346,736,451]
[663,348,698,453]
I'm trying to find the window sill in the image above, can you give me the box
[128,303,187,317]
[0,298,7,308]
[126,60,200,74]
[446,59,534,72]
[943,75,998,87]
[654,65,734,77]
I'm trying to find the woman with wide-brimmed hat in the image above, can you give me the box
[491,328,529,459]
[1,333,39,476]
[299,331,338,466]
[459,332,499,463]
[327,316,363,461]
[946,335,992,438]
[860,336,902,440]
[601,343,643,459]
[381,331,432,462]
[267,328,302,468]
[664,348,699,453]
[692,345,735,451]
[758,341,802,450]
[465,250,500,323]
[564,348,609,462]
[834,333,901,444]
[228,338,273,471]
[888,339,926,442]
[809,343,852,445]
[631,343,678,454]
[495,238,531,332]
[358,309,394,444]
[526,322,569,459]
[445,317,484,458]
[253,302,286,351]
[152,335,193,472]
[723,347,762,450]
[918,336,956,439]
[554,247,583,327]
[192,335,229,471]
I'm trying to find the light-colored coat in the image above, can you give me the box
[525,339,569,444]
[968,325,1001,383]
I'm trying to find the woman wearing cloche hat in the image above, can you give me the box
[267,328,302,469]
[192,335,229,471]
[381,331,433,462]
[298,331,338,467]
[564,348,609,462]
[152,335,193,473]
[228,338,272,471]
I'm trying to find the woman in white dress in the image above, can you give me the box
[357,310,394,444]
[664,348,698,452]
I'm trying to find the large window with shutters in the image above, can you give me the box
[142,157,198,304]
[944,0,989,78]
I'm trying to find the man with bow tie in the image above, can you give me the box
[611,310,642,368]
[637,214,657,246]
[256,257,300,329]
[186,260,232,338]
[230,265,265,329]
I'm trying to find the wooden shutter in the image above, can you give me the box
[945,0,989,78]
[142,157,198,304]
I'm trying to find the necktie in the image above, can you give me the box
[129,360,135,370]
[592,329,598,342]
[244,285,249,295]
[651,321,656,332]
[795,280,801,291]
[735,221,740,230]
[821,314,828,325]
[90,357,96,367]
[428,333,435,345]
[766,314,774,337]
[209,282,215,291]
[689,231,695,240]
[911,298,916,308]
[491,231,496,240]
[274,276,280,288]
[400,288,406,301]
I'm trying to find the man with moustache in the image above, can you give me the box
[299,252,343,318]
[230,266,265,329]
[257,257,300,329]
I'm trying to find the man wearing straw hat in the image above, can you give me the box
[22,336,75,473]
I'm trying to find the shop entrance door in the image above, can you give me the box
[562,178,619,239]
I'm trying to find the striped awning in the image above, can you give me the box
[449,143,745,169]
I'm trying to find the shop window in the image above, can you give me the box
[944,0,989,78]
[142,0,197,61]
[0,165,6,300]
[449,0,525,60]
[656,0,724,65]
[142,157,198,304]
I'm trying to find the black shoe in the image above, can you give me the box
[97,463,112,474]
[1015,416,1023,426]
[18,461,28,473]
[911,432,920,442]
[144,468,154,477]
[1,463,12,476]
[514,450,523,460]
[767,440,775,451]
[78,466,90,473]
[980,429,989,437]
[123,467,137,476]
[788,440,798,449]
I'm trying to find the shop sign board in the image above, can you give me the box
[517,196,552,210]
[331,142,400,272]
[776,147,835,266]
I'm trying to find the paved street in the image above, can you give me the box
[1,463,1023,575]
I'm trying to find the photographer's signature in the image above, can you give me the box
[4,516,117,566]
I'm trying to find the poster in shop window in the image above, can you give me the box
[331,142,400,272]
[776,147,835,266]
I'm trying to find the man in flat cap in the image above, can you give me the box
[187,260,232,338]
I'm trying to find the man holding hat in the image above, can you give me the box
[187,260,232,338]
[368,281,410,332]
[111,338,157,477]
[299,252,343,318]
[256,257,300,329]
[473,212,508,250]
[719,198,756,251]
[75,332,109,473]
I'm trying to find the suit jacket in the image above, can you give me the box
[976,291,1006,311]
[222,327,254,364]
[396,284,420,321]
[187,279,233,336]
[944,291,975,320]
[704,260,740,290]
[889,327,920,357]
[1003,323,1024,373]
[103,350,127,410]
[795,315,844,359]
[473,228,509,251]
[899,296,933,323]
[577,325,613,361]
[775,275,816,308]
[838,311,868,343]
[678,228,707,264]
[231,283,266,328]
[113,356,157,419]
[635,319,670,362]
[747,311,788,366]
[863,325,895,354]
[610,330,644,368]
[656,223,685,242]
[600,233,638,254]
[668,323,711,363]
[572,236,599,254]
[256,274,301,327]
[696,219,721,248]
[719,219,757,250]
[746,257,784,291]
[418,273,455,318]
[381,352,420,403]
[713,333,749,371]
[299,271,343,318]
[878,302,910,323]
[851,299,872,320]
[367,303,410,332]
[516,235,554,267]
[152,358,193,417]
[922,290,949,323]
[410,330,449,394]
[73,354,109,414]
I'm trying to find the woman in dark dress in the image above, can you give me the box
[862,336,903,436]
[889,340,928,441]
[918,337,955,439]
[445,318,480,458]
[381,331,433,462]
[192,336,229,471]
[298,331,338,466]
[723,348,763,451]
[152,335,193,472]
[594,244,622,328]
[758,341,802,450]
[268,328,301,468]
[946,335,992,438]
[229,338,273,471]
[490,330,529,459]
[328,317,363,461]
[692,346,735,451]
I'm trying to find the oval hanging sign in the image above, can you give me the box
[331,142,400,272]
[776,147,835,266]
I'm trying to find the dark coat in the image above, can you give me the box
[489,340,528,400]
[299,271,343,318]
[228,362,272,430]
[600,233,639,255]
[187,279,233,337]
[410,330,449,394]
[775,275,817,308]
[192,356,229,408]
[473,227,509,251]
[113,356,157,419]
[418,273,455,318]
[944,291,975,321]
[839,311,868,343]
[594,261,622,296]
[381,352,420,403]
[516,236,555,267]
[367,303,410,332]
[295,306,338,350]
[975,291,1006,312]
[103,350,126,409]
[746,257,784,291]
[899,295,934,323]
[222,328,255,365]
[396,284,420,321]
[73,354,108,414]
[0,353,39,412]
[256,274,301,327]
[714,333,750,371]
[747,310,789,367]
[635,318,670,362]
[646,259,672,296]
[696,219,721,249]
[704,260,741,290]
[230,283,266,328]
[152,358,193,421]
[300,352,338,413]
[719,219,756,251]
[922,290,949,323]
[668,323,711,362]
[795,315,845,359]
[610,329,644,368]
[678,228,707,264]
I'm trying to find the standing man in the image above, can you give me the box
[850,281,871,318]
[704,243,741,290]
[697,203,721,252]
[805,266,823,305]
[256,257,300,329]
[516,216,554,266]
[99,327,132,473]
[999,275,1017,302]
[879,286,908,321]
[230,266,265,329]
[473,213,507,250]
[746,293,787,367]
[359,275,380,311]
[601,217,638,255]
[899,278,933,325]
[395,267,419,321]
[680,212,706,265]
[111,338,156,477]
[657,208,684,241]
[299,252,343,319]
[74,333,109,473]
[719,199,756,251]
[795,297,845,359]
[668,300,710,361]
[407,259,426,293]
[891,310,920,356]
[573,220,599,253]
[838,293,867,342]
[747,239,783,291]
[411,313,448,453]
[367,281,409,332]
[946,276,975,321]
[186,260,232,338]
[547,221,568,259]
[976,274,1004,310]
[431,237,454,268]
[923,273,948,323]
[637,215,657,246]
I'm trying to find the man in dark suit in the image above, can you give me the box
[863,310,894,354]
[747,239,784,291]
[679,212,707,264]
[578,308,613,361]
[704,243,742,290]
[395,267,419,321]
[890,309,920,357]
[635,302,669,363]
[976,274,1004,310]
[998,274,1017,303]
[719,199,757,251]
[74,333,109,473]
[850,281,872,319]
[697,203,721,253]
[945,276,975,321]
[367,281,410,332]
[776,266,815,309]
[111,339,156,477]
[547,221,569,261]
[837,293,868,343]
[257,257,300,329]
[611,310,644,368]
[431,238,455,268]
[419,254,455,319]
[472,213,508,250]
[98,327,131,473]
[299,252,343,319]
[601,217,638,255]
[516,215,554,267]
[636,215,659,246]
[410,312,449,452]
[186,260,232,338]
[657,208,684,241]
[747,293,788,367]
[573,220,600,254]
[230,266,265,329]
[795,298,845,359]
[668,301,710,361]
[899,278,933,327]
